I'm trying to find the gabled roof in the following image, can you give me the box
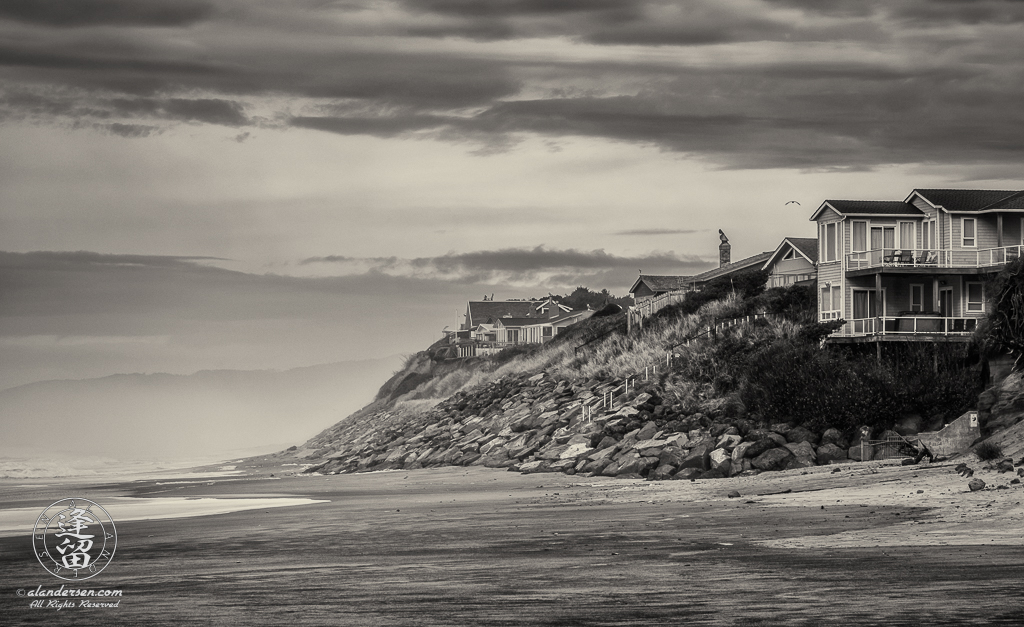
[789,237,819,263]
[762,237,818,271]
[909,189,1023,213]
[986,191,1024,210]
[690,251,773,284]
[628,274,694,295]
[492,316,539,328]
[522,310,594,327]
[810,200,923,220]
[466,301,538,326]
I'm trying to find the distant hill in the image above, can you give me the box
[0,356,404,461]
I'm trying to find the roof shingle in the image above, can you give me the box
[825,200,923,216]
[913,189,1020,212]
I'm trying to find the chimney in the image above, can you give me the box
[718,230,731,267]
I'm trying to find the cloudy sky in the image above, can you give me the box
[2,0,1024,389]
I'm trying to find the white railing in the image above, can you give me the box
[580,358,671,421]
[628,290,690,331]
[831,316,979,337]
[767,273,815,288]
[846,245,1023,271]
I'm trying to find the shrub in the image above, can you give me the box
[740,338,903,431]
[979,256,1024,370]
[975,440,1004,462]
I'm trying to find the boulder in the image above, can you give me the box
[978,371,1024,433]
[558,443,593,460]
[816,443,848,465]
[638,456,661,475]
[996,458,1015,473]
[631,392,653,407]
[614,456,642,477]
[968,478,987,492]
[582,458,612,475]
[699,467,726,479]
[784,441,817,467]
[744,438,778,460]
[709,448,732,473]
[518,460,548,474]
[786,426,820,446]
[769,422,793,436]
[752,447,795,471]
[548,459,577,472]
[587,445,618,461]
[673,468,703,480]
[658,446,687,467]
[650,464,677,481]
[716,434,743,451]
[634,439,667,456]
[537,443,570,460]
[678,440,715,471]
[635,421,659,441]
[731,441,754,463]
[820,428,848,448]
[665,433,690,448]
[848,444,873,462]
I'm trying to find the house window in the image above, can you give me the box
[542,326,553,338]
[910,284,924,313]
[820,285,842,319]
[899,222,916,250]
[871,226,895,250]
[852,289,882,319]
[962,218,976,248]
[820,222,838,262]
[966,282,984,312]
[922,219,936,250]
[852,221,867,252]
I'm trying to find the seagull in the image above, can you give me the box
[785,200,801,205]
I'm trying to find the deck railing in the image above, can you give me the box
[846,245,1023,271]
[766,273,815,288]
[627,290,690,332]
[831,316,979,337]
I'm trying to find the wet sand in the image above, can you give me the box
[2,461,1023,625]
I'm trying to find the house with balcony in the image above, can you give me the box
[810,188,1024,342]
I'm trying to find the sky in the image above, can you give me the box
[2,0,1024,390]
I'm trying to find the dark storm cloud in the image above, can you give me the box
[291,113,448,137]
[401,0,630,18]
[102,122,159,137]
[769,0,1024,24]
[413,246,697,272]
[2,0,1024,169]
[301,246,711,284]
[0,0,215,28]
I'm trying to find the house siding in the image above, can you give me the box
[817,263,844,319]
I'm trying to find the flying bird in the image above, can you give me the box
[785,201,801,205]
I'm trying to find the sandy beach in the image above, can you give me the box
[2,459,1023,626]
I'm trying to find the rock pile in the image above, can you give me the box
[304,370,885,480]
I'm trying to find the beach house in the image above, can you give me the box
[811,188,1024,342]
